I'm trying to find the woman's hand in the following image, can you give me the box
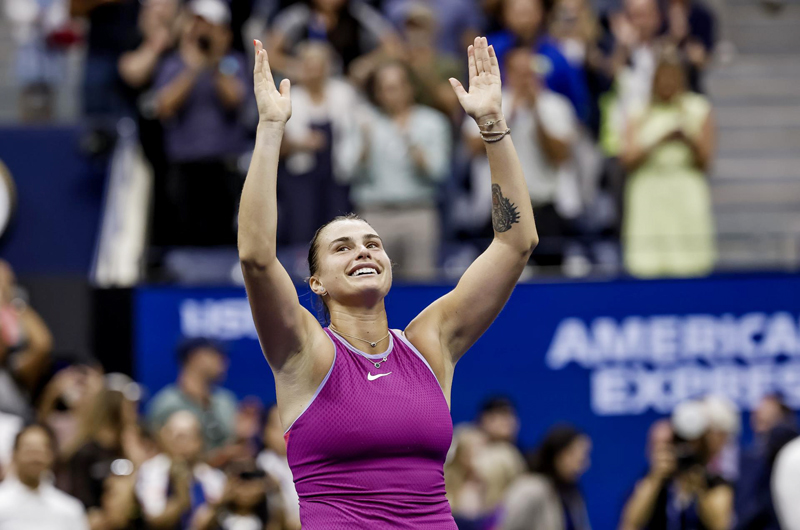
[449,37,503,124]
[253,39,291,126]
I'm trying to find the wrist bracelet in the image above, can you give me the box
[481,128,511,143]
[478,116,506,130]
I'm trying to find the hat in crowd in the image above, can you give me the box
[189,0,231,25]
[176,336,227,364]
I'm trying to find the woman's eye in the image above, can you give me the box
[337,246,349,252]
[367,243,378,249]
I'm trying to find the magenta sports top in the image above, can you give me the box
[283,328,458,529]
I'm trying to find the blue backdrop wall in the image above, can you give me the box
[135,273,800,529]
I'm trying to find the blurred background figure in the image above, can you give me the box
[341,61,451,280]
[57,373,148,528]
[267,0,400,81]
[620,49,715,278]
[702,395,740,482]
[619,401,733,530]
[772,432,800,530]
[462,47,578,272]
[153,0,248,248]
[117,0,181,257]
[393,2,463,122]
[665,0,717,93]
[258,404,301,530]
[383,0,482,57]
[489,0,591,125]
[445,425,490,528]
[0,423,89,529]
[136,410,226,529]
[70,0,140,122]
[3,0,77,121]
[147,338,237,452]
[736,394,798,530]
[278,40,359,250]
[477,396,521,447]
[0,260,53,422]
[500,424,592,530]
[192,457,281,530]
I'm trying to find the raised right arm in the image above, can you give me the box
[238,40,321,370]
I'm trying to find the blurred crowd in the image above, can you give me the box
[2,0,723,280]
[0,256,799,529]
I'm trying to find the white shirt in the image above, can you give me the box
[0,412,22,474]
[257,450,299,525]
[773,436,800,530]
[460,89,576,228]
[135,453,226,518]
[284,78,364,181]
[0,476,89,530]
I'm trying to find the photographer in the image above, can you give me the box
[153,0,249,247]
[620,402,733,530]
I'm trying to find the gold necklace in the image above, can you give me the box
[329,324,390,349]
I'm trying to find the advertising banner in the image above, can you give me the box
[135,273,800,528]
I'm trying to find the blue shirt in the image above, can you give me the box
[489,30,591,124]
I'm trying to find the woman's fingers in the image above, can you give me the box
[474,37,485,75]
[279,78,291,100]
[261,47,275,88]
[253,39,262,78]
[449,78,467,101]
[467,44,477,82]
[488,43,500,77]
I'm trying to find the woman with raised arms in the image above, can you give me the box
[238,36,539,528]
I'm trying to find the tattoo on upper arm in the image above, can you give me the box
[491,184,520,233]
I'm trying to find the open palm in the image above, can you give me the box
[449,37,503,122]
[253,40,291,125]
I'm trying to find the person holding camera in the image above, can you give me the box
[153,0,249,247]
[620,402,733,530]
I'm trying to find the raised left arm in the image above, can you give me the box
[406,37,538,369]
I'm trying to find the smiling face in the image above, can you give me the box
[309,219,392,309]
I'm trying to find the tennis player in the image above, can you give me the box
[239,36,538,528]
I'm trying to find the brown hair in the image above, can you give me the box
[307,213,364,324]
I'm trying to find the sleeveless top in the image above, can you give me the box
[284,328,457,529]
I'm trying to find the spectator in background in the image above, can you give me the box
[0,424,89,529]
[70,0,141,120]
[279,41,360,247]
[4,0,76,121]
[500,424,592,530]
[0,410,22,478]
[477,396,520,446]
[702,395,740,482]
[620,402,733,530]
[736,394,798,530]
[395,3,463,121]
[445,426,491,527]
[384,0,483,57]
[154,0,249,247]
[547,0,611,135]
[600,0,663,156]
[0,260,53,422]
[136,411,226,529]
[340,61,451,280]
[463,48,577,270]
[193,458,280,530]
[118,0,181,251]
[267,0,400,81]
[666,0,717,93]
[619,49,715,278]
[258,404,300,529]
[59,374,147,527]
[147,338,238,451]
[773,434,800,530]
[489,0,591,125]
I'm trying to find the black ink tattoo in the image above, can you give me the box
[491,184,520,233]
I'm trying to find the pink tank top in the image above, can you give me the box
[284,328,457,529]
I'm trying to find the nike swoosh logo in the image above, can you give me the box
[367,372,392,381]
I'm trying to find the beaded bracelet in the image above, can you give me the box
[478,115,506,130]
